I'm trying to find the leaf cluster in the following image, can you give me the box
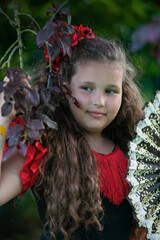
[1,67,63,159]
[36,1,74,62]
[1,66,61,159]
[1,68,39,115]
[1,1,77,159]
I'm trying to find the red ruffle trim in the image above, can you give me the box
[18,141,47,196]
[91,146,130,205]
[3,118,129,202]
[3,117,47,196]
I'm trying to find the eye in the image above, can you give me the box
[105,89,116,94]
[82,86,92,91]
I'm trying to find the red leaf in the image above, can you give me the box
[3,146,15,161]
[47,40,62,60]
[1,102,12,116]
[59,7,71,17]
[36,21,56,46]
[6,124,24,138]
[19,142,27,156]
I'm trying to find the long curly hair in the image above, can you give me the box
[33,37,143,239]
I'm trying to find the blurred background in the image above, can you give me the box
[0,0,160,239]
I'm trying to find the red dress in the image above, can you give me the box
[3,117,130,201]
[91,147,130,205]
[3,118,130,201]
[3,117,135,239]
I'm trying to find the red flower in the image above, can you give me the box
[44,24,95,71]
[71,24,95,47]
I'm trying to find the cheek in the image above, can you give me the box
[73,92,90,109]
[68,93,91,123]
[108,96,122,113]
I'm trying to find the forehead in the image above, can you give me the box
[71,61,123,85]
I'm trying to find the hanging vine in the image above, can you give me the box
[0,1,74,160]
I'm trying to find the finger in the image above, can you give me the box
[26,75,31,81]
[4,75,31,88]
[3,76,9,84]
[22,78,31,88]
[21,74,31,88]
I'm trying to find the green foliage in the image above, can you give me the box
[0,189,41,239]
[0,0,159,100]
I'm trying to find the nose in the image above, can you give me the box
[92,90,106,107]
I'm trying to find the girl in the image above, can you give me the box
[0,35,146,239]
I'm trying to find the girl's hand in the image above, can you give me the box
[0,78,15,127]
[0,75,31,127]
[0,74,31,206]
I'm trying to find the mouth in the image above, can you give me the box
[88,111,106,118]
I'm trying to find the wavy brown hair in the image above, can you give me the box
[33,37,143,239]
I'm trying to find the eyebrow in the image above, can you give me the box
[79,81,94,84]
[79,82,120,89]
[106,84,120,89]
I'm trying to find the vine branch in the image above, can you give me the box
[8,46,19,67]
[50,0,69,22]
[0,8,15,26]
[21,29,37,36]
[14,0,23,69]
[18,12,41,31]
[0,40,18,66]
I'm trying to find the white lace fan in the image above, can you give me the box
[126,90,160,240]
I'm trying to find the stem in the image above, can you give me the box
[21,29,37,35]
[0,45,19,69]
[0,39,18,66]
[50,0,68,22]
[45,41,52,47]
[0,8,15,26]
[18,12,41,31]
[8,46,19,67]
[14,0,23,69]
[0,61,7,69]
[46,44,53,90]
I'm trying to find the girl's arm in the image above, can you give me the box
[0,77,28,206]
[0,146,25,206]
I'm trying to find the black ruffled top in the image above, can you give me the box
[33,147,133,240]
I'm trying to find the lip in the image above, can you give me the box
[88,111,106,118]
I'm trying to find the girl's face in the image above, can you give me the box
[68,61,123,135]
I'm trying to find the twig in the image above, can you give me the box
[18,12,41,31]
[7,46,19,67]
[14,0,23,69]
[46,44,53,90]
[45,41,52,47]
[0,45,19,69]
[0,8,15,26]
[50,0,68,22]
[21,29,37,35]
[0,39,18,66]
[0,61,8,69]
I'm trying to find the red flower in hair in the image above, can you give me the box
[71,24,95,46]
[44,24,95,71]
[44,46,66,71]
